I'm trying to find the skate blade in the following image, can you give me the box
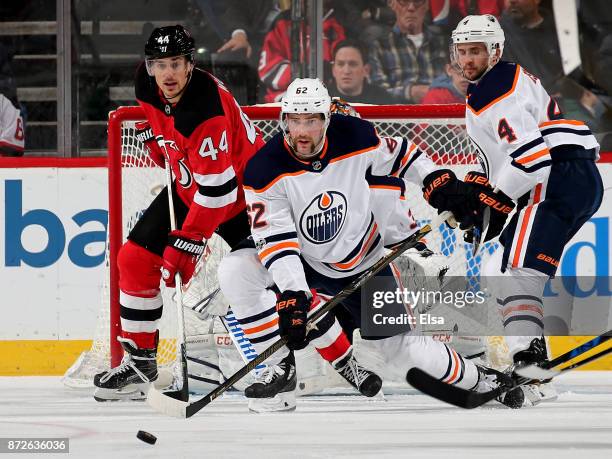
[93,370,172,402]
[248,391,296,413]
[93,384,147,402]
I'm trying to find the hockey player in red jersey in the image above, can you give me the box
[425,15,603,403]
[93,25,265,401]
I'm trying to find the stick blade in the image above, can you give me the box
[147,386,189,418]
[406,368,499,409]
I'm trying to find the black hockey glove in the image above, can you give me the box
[276,290,311,351]
[462,171,491,243]
[422,169,478,229]
[460,171,515,242]
[473,186,515,242]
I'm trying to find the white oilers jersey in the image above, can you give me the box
[242,114,435,293]
[466,61,599,200]
[0,94,24,154]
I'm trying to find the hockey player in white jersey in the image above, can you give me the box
[425,15,603,398]
[217,77,525,411]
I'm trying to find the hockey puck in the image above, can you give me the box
[136,430,157,445]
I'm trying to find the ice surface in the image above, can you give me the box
[1,373,611,459]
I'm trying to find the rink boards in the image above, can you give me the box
[0,158,611,375]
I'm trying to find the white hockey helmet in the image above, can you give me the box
[280,78,332,157]
[451,14,505,75]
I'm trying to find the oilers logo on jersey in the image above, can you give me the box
[299,191,347,244]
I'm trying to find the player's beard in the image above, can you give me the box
[292,133,323,160]
[461,64,487,83]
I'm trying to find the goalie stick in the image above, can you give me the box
[406,330,612,409]
[147,211,454,418]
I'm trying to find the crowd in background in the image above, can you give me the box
[1,0,611,155]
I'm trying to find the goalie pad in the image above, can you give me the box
[182,233,231,318]
[185,317,256,393]
[393,242,489,360]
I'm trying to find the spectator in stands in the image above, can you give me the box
[430,0,504,31]
[421,61,468,104]
[0,43,23,156]
[499,0,563,92]
[369,0,448,104]
[595,33,612,96]
[0,93,25,156]
[500,0,612,136]
[216,0,284,65]
[0,43,18,105]
[333,1,395,43]
[328,39,399,104]
[258,5,345,102]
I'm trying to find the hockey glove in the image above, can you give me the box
[161,230,206,288]
[135,121,165,168]
[276,290,311,351]
[462,171,492,243]
[422,169,478,229]
[473,186,515,242]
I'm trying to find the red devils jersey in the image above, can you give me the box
[135,64,265,238]
[258,11,345,102]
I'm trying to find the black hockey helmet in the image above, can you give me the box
[145,25,195,61]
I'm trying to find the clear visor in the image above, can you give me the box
[280,113,329,158]
[145,54,193,76]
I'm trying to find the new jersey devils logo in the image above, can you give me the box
[176,158,193,188]
[299,191,347,244]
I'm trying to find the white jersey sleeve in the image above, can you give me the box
[368,136,436,187]
[243,183,310,295]
[0,94,24,155]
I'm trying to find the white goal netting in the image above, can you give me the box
[63,104,510,391]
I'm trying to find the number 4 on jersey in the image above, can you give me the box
[199,130,228,160]
[497,118,517,142]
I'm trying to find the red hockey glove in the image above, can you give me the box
[276,290,311,350]
[161,230,205,287]
[135,120,165,168]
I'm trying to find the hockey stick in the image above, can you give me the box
[515,330,612,380]
[471,206,490,256]
[147,211,453,417]
[151,138,189,402]
[406,330,612,409]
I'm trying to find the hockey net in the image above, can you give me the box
[63,104,510,391]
